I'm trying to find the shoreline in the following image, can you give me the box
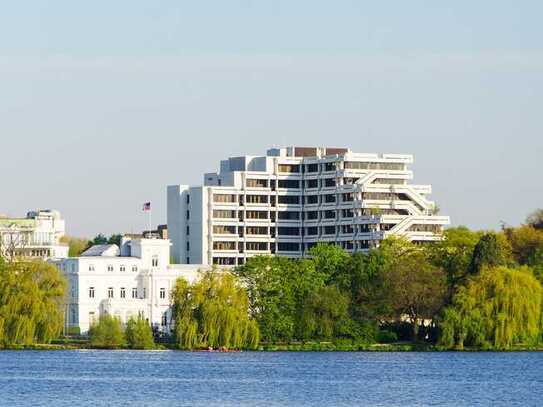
[2,342,543,352]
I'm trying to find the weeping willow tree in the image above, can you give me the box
[0,259,66,347]
[439,266,543,350]
[171,270,260,350]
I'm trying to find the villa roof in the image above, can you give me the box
[81,244,120,257]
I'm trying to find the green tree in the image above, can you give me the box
[171,271,260,350]
[89,314,126,349]
[426,227,482,297]
[335,249,390,342]
[439,266,543,350]
[299,285,350,340]
[384,250,447,341]
[468,232,512,275]
[125,315,155,349]
[506,225,543,267]
[60,236,89,257]
[234,256,324,342]
[308,243,350,286]
[108,234,123,247]
[0,260,66,347]
[90,234,109,246]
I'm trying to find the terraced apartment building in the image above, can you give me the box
[0,209,68,261]
[168,147,450,266]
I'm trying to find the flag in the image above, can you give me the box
[142,202,151,211]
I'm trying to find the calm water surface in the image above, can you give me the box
[0,350,541,406]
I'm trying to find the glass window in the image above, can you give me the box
[278,164,300,173]
[132,288,138,298]
[213,194,237,203]
[89,287,95,298]
[246,179,268,188]
[213,210,236,219]
[120,288,126,298]
[108,287,114,298]
[278,179,300,189]
[278,195,300,205]
[213,241,237,250]
[160,288,166,299]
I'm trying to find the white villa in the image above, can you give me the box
[54,236,208,335]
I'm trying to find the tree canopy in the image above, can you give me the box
[0,259,66,347]
[171,270,260,350]
[439,266,543,350]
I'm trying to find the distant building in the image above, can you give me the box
[0,209,68,261]
[53,236,207,335]
[168,146,450,265]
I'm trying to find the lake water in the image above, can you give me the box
[0,350,541,406]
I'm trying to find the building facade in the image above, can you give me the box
[168,146,450,266]
[0,209,68,260]
[54,236,206,335]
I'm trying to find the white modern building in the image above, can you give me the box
[54,236,208,335]
[0,209,68,261]
[168,146,450,266]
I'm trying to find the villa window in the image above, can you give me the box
[89,287,95,298]
[152,256,158,267]
[120,265,126,272]
[108,287,114,299]
[132,288,138,299]
[107,265,114,272]
[89,264,95,271]
[120,288,126,299]
[132,265,138,272]
[160,288,166,299]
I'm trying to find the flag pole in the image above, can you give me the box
[148,206,152,237]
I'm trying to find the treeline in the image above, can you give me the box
[224,209,543,350]
[2,210,543,351]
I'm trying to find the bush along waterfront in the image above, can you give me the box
[89,314,156,349]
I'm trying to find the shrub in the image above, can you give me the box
[125,316,155,349]
[89,314,125,349]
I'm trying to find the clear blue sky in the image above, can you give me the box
[1,1,542,237]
